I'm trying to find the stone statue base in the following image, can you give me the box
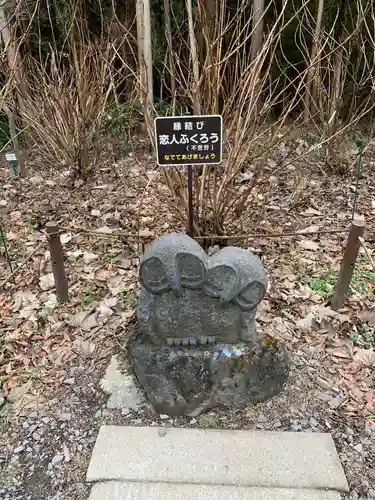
[130,334,289,417]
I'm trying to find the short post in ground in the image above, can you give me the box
[331,216,365,310]
[45,221,69,303]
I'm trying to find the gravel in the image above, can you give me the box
[0,357,374,500]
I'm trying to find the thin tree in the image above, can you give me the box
[0,3,26,176]
[303,0,325,121]
[251,0,265,61]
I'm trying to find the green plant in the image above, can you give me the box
[104,100,142,138]
[119,290,137,310]
[302,275,337,297]
[349,323,375,348]
[68,252,85,266]
[303,263,375,300]
[20,368,44,384]
[352,268,375,299]
[82,289,100,308]
[27,219,38,233]
[0,112,10,147]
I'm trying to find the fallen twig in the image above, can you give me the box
[0,241,46,287]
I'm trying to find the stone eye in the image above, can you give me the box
[140,257,170,293]
[176,253,206,289]
[203,264,237,300]
[234,280,266,310]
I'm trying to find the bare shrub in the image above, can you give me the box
[154,0,307,236]
[20,43,115,179]
[2,0,136,179]
[149,0,375,236]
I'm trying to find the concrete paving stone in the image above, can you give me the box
[100,356,142,410]
[86,426,348,491]
[89,482,343,500]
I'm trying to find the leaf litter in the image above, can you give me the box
[0,139,374,497]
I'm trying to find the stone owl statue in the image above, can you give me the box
[132,232,289,417]
[137,233,268,346]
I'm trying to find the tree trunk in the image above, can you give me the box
[327,0,347,137]
[303,0,325,122]
[0,4,26,177]
[251,0,265,61]
[136,0,153,140]
[163,0,176,111]
[143,0,153,107]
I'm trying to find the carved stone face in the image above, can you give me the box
[140,256,170,294]
[176,252,206,289]
[202,264,237,301]
[140,233,208,295]
[137,234,268,345]
[234,280,266,311]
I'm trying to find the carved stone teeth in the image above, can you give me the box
[207,336,215,344]
[166,338,174,347]
[189,337,196,346]
[173,338,182,346]
[182,338,189,346]
[200,336,208,345]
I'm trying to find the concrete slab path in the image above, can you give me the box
[89,482,343,500]
[87,426,348,500]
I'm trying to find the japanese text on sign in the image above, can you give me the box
[154,115,222,166]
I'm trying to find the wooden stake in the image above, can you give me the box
[331,217,365,310]
[46,221,69,303]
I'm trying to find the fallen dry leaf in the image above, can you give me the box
[70,309,94,327]
[97,303,114,322]
[358,309,375,327]
[353,349,375,368]
[44,294,57,310]
[12,296,22,313]
[298,239,319,251]
[73,338,96,356]
[349,387,365,403]
[366,391,374,412]
[8,380,33,403]
[103,296,118,309]
[300,208,322,217]
[81,311,100,331]
[327,347,352,359]
[300,225,320,234]
[296,312,315,330]
[63,443,71,462]
[83,251,99,264]
[60,233,72,245]
[97,225,114,234]
[39,273,55,291]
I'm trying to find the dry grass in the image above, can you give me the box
[19,43,115,178]
[1,0,374,212]
[1,0,136,177]
[148,0,375,236]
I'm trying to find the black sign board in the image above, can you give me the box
[154,115,223,166]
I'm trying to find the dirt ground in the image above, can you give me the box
[0,137,374,499]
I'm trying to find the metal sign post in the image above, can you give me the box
[154,115,223,237]
[5,152,17,178]
[187,165,194,236]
